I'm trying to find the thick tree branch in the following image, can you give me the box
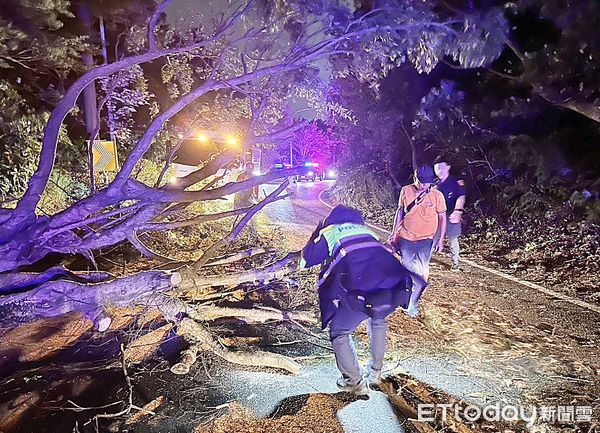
[133,167,304,204]
[0,267,112,295]
[147,0,174,51]
[4,8,247,229]
[177,251,300,293]
[128,231,178,263]
[188,306,317,325]
[0,270,181,328]
[173,318,301,375]
[143,206,254,231]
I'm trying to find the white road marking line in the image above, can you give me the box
[317,188,600,315]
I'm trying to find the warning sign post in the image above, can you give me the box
[90,140,118,173]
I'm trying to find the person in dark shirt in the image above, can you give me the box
[433,160,466,271]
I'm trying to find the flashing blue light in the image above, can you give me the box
[274,163,284,168]
[304,162,312,167]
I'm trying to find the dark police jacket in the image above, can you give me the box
[300,206,426,329]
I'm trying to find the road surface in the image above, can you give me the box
[226,180,599,431]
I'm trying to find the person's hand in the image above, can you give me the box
[449,210,462,224]
[435,240,444,253]
[388,232,399,245]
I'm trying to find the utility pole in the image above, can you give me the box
[99,16,116,143]
[76,3,98,192]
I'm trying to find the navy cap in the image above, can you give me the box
[416,165,436,183]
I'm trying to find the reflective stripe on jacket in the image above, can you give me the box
[301,221,417,329]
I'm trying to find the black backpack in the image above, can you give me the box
[340,275,413,319]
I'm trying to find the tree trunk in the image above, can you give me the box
[76,3,99,193]
[0,271,181,329]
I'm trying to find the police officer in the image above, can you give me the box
[301,205,426,395]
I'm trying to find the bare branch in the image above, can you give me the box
[193,179,290,268]
[143,205,254,231]
[128,231,178,263]
[178,251,301,290]
[132,167,304,203]
[154,134,189,188]
[204,247,274,266]
[171,149,238,191]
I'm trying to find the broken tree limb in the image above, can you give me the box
[177,251,301,294]
[0,271,181,329]
[204,247,275,267]
[381,376,480,433]
[394,376,476,433]
[172,318,301,375]
[188,305,318,325]
[128,231,179,263]
[170,346,199,375]
[380,380,437,433]
[0,267,113,295]
[143,206,253,231]
[193,180,291,268]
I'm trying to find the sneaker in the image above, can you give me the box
[336,376,369,396]
[402,303,420,318]
[366,367,382,388]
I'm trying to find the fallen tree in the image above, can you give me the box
[0,0,509,372]
[0,270,182,330]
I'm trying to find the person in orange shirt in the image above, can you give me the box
[390,165,447,288]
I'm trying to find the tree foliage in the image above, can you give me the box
[330,0,599,221]
[490,0,600,122]
[0,0,512,275]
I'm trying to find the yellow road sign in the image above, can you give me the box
[91,140,118,172]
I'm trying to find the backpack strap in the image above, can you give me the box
[404,185,432,215]
[317,239,382,286]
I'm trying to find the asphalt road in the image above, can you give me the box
[257,180,334,251]
[240,180,406,432]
